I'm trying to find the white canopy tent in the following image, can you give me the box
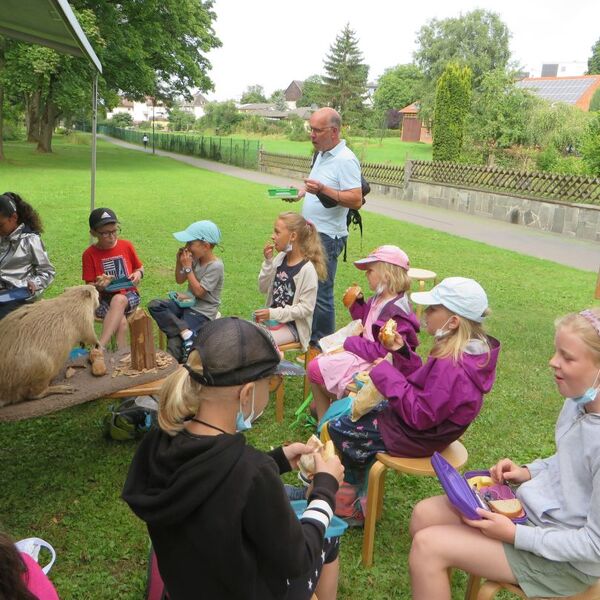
[0,0,102,210]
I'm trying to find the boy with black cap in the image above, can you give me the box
[82,207,144,375]
[148,220,224,363]
[123,317,343,600]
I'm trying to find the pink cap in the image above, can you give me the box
[354,245,410,271]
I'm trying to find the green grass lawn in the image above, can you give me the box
[0,137,596,599]
[229,133,432,165]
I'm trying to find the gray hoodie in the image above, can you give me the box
[515,399,600,576]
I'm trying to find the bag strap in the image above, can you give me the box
[15,537,57,575]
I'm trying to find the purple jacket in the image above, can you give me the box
[371,336,501,458]
[344,293,421,373]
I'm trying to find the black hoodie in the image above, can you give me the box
[122,428,338,600]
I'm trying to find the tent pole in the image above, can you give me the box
[91,72,98,212]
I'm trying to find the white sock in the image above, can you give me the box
[180,329,193,340]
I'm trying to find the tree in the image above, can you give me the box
[110,112,133,128]
[240,84,266,104]
[0,0,221,153]
[432,62,472,162]
[414,9,510,99]
[465,69,539,164]
[199,101,242,134]
[270,89,287,111]
[168,107,196,131]
[296,75,324,108]
[587,37,600,75]
[581,113,600,175]
[590,87,600,112]
[322,24,369,125]
[373,64,423,111]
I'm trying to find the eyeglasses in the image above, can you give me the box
[309,126,334,134]
[96,226,121,238]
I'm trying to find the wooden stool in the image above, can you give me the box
[465,574,600,600]
[407,267,437,318]
[362,440,468,567]
[274,342,310,423]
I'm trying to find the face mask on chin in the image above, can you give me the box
[570,370,600,407]
[434,317,453,340]
[236,387,255,432]
[284,243,293,253]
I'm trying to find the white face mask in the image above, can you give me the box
[375,282,386,296]
[434,317,453,340]
[284,242,293,253]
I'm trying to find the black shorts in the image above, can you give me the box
[285,536,340,600]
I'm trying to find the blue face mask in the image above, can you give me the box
[236,388,255,432]
[570,370,600,407]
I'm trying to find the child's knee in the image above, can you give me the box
[307,358,324,384]
[110,293,129,309]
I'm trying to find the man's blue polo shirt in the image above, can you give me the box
[302,140,361,238]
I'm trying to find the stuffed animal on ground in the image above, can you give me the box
[0,285,99,406]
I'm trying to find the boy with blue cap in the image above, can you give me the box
[148,220,224,362]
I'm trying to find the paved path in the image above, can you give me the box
[100,135,599,272]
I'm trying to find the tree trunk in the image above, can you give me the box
[36,99,59,153]
[25,90,42,143]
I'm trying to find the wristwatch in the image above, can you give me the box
[182,267,192,274]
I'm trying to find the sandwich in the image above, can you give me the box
[342,284,362,308]
[379,318,398,346]
[487,498,524,519]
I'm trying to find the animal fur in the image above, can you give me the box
[0,285,99,406]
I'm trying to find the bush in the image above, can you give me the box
[110,112,134,128]
[286,116,309,141]
[580,113,600,176]
[1,121,25,141]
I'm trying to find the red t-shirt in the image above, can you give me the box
[82,239,143,294]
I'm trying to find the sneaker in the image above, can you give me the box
[89,347,107,377]
[181,334,196,363]
[284,484,308,501]
[295,345,321,365]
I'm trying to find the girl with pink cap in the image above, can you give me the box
[308,245,420,420]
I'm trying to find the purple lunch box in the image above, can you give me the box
[431,452,527,523]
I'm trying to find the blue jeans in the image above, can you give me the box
[311,233,346,347]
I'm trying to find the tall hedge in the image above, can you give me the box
[432,63,472,162]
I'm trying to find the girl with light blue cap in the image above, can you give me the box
[148,220,224,362]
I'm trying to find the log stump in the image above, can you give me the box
[129,308,157,371]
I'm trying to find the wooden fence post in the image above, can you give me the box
[129,308,157,371]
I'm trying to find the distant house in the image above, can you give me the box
[107,97,168,124]
[284,80,303,109]
[180,93,208,119]
[398,102,432,144]
[236,102,314,125]
[516,75,600,111]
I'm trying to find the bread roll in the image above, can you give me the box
[380,318,397,346]
[298,435,324,477]
[488,499,523,519]
[343,284,362,308]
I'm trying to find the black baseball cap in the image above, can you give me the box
[89,207,118,229]
[184,317,304,386]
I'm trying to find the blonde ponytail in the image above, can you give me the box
[278,212,328,280]
[158,351,204,435]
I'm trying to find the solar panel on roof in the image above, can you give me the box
[515,78,596,104]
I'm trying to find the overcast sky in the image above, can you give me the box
[205,0,599,101]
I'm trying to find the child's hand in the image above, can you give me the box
[263,241,274,260]
[253,308,270,323]
[489,459,531,485]
[379,330,405,351]
[180,249,193,269]
[313,451,344,484]
[94,274,113,291]
[129,270,142,285]
[462,508,516,543]
[282,442,311,470]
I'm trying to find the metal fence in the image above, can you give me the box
[259,151,600,205]
[98,125,260,170]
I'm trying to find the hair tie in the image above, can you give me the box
[579,309,600,338]
[305,218,314,228]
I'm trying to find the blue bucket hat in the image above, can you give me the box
[411,277,488,323]
[173,220,221,244]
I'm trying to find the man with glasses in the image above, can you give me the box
[300,107,362,349]
[82,207,144,375]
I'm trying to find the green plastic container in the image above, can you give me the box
[267,187,299,199]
